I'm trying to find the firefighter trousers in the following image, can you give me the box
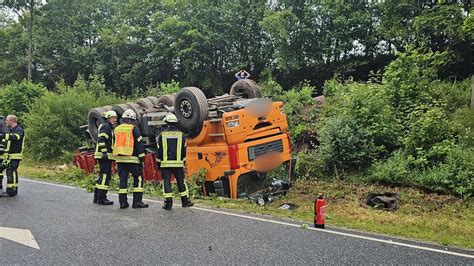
[117,163,144,205]
[0,159,20,196]
[161,167,189,201]
[95,159,113,200]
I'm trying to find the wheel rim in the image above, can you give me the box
[180,98,193,118]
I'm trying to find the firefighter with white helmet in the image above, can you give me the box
[157,113,193,210]
[113,109,148,209]
[93,110,118,205]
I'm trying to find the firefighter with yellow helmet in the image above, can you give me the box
[157,113,193,210]
[93,110,118,205]
[113,109,148,209]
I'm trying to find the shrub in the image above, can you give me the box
[402,105,452,166]
[316,116,378,175]
[24,78,120,161]
[367,151,412,186]
[279,82,316,139]
[145,80,181,97]
[383,48,450,116]
[0,80,47,118]
[416,146,474,198]
[450,107,474,148]
[259,70,283,100]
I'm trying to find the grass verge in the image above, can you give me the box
[19,161,474,249]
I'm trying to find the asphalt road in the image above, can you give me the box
[0,178,473,265]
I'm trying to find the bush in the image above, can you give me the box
[316,116,381,175]
[0,80,47,118]
[259,70,283,100]
[367,151,412,186]
[24,78,120,161]
[450,107,474,148]
[279,82,316,139]
[416,146,474,198]
[367,146,473,198]
[383,48,450,115]
[145,80,181,97]
[431,79,472,113]
[402,106,452,166]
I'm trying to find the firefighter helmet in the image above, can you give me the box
[122,109,137,120]
[163,113,178,124]
[104,110,118,119]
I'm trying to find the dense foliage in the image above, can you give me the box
[0,1,471,95]
[23,77,119,161]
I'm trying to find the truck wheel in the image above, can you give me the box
[174,87,208,132]
[136,98,154,109]
[146,96,160,106]
[126,103,143,117]
[87,106,111,142]
[230,79,262,99]
[112,103,129,118]
[157,94,176,107]
[140,114,154,137]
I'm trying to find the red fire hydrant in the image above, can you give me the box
[314,193,325,228]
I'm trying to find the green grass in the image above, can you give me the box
[19,161,474,249]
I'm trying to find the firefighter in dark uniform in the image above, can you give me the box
[0,115,25,197]
[93,110,118,205]
[113,109,148,209]
[0,116,7,194]
[157,114,193,210]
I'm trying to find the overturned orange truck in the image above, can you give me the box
[76,79,291,198]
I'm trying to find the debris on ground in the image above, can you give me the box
[242,179,291,206]
[279,203,298,210]
[361,192,400,211]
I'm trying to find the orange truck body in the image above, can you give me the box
[186,101,291,198]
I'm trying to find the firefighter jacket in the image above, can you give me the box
[113,123,145,164]
[5,125,25,160]
[156,126,186,168]
[94,120,115,160]
[0,134,6,156]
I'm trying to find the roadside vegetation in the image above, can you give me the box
[1,1,472,249]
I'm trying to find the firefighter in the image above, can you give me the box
[157,113,193,210]
[93,110,118,205]
[0,115,25,197]
[0,117,7,194]
[113,109,148,209]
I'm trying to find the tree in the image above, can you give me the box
[1,0,41,82]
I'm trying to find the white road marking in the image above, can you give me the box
[0,227,40,250]
[22,178,474,259]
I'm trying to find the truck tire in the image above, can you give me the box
[125,103,143,117]
[112,103,129,118]
[157,94,176,107]
[140,115,153,137]
[230,79,262,99]
[87,106,109,142]
[146,96,160,106]
[136,98,155,109]
[174,87,208,132]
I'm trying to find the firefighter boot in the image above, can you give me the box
[93,188,98,204]
[181,196,194,207]
[132,192,149,208]
[119,194,129,209]
[6,188,17,197]
[97,189,113,205]
[163,198,173,210]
